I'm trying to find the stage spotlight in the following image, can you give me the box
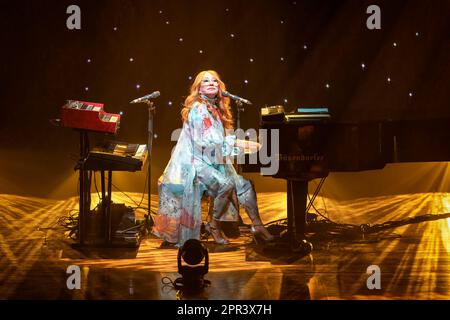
[175,239,210,291]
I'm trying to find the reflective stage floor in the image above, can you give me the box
[1,192,449,300]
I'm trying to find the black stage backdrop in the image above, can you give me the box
[1,0,449,199]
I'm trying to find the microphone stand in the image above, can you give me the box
[144,100,155,227]
[233,100,246,227]
[235,100,244,174]
[235,100,244,132]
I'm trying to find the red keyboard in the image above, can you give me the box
[60,100,121,134]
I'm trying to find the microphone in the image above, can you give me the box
[222,91,252,105]
[130,91,161,104]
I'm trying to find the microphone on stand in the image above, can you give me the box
[221,91,252,105]
[130,91,161,104]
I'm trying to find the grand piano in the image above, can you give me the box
[242,106,450,251]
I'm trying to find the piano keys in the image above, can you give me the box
[84,141,148,172]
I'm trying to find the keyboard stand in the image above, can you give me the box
[76,130,90,246]
[75,131,116,247]
[100,170,113,245]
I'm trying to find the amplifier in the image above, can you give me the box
[84,202,143,247]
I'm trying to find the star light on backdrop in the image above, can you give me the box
[167,5,404,100]
[23,2,445,150]
[75,4,429,113]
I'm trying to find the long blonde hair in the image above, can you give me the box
[181,70,234,129]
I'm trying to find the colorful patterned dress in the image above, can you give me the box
[152,100,255,246]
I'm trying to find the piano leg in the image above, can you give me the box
[260,180,312,255]
[286,180,312,254]
[287,180,307,241]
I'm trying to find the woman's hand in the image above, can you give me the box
[235,139,261,154]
